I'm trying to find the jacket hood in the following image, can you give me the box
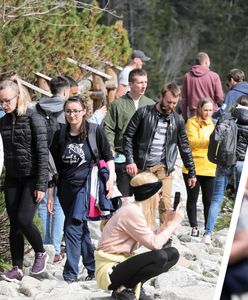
[38,96,66,123]
[38,96,65,112]
[232,105,248,125]
[230,81,248,95]
[190,65,210,77]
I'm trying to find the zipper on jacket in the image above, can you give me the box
[11,113,16,144]
[142,115,158,170]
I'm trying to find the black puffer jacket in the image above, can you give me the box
[124,104,196,177]
[232,105,248,161]
[0,108,49,191]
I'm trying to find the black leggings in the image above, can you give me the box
[109,247,179,290]
[4,176,44,269]
[183,173,215,228]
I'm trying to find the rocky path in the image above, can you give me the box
[0,156,228,300]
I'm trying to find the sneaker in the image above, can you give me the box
[1,266,23,283]
[65,278,78,284]
[85,272,95,281]
[31,252,49,274]
[201,234,211,245]
[191,227,199,237]
[112,289,136,300]
[139,286,153,300]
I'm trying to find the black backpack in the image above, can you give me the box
[208,113,238,167]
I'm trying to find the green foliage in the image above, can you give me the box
[0,0,131,82]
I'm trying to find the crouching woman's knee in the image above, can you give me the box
[157,246,179,272]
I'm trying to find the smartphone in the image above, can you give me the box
[173,192,181,210]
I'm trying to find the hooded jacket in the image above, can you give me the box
[220,82,248,115]
[232,105,248,161]
[182,65,223,119]
[38,96,66,124]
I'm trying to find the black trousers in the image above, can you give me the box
[4,176,44,269]
[183,173,215,228]
[115,162,133,197]
[108,247,179,290]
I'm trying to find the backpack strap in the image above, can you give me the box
[88,122,100,165]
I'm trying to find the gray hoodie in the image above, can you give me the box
[38,96,66,124]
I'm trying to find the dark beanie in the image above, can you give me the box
[132,180,162,201]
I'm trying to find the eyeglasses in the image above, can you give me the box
[0,94,19,107]
[65,109,83,115]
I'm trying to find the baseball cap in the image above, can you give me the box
[131,50,151,62]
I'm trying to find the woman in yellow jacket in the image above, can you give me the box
[182,97,216,237]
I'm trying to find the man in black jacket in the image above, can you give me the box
[124,82,196,224]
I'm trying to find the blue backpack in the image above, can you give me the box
[208,113,238,167]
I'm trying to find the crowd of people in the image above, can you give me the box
[0,49,247,300]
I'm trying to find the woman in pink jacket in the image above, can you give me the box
[95,171,183,300]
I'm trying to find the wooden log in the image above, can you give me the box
[89,91,104,100]
[19,79,52,97]
[105,67,118,105]
[104,61,123,71]
[66,57,112,80]
[105,80,117,90]
[34,72,51,93]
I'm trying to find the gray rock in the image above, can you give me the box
[0,281,19,297]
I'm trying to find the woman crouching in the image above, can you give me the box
[95,171,183,300]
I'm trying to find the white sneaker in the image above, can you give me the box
[201,235,211,245]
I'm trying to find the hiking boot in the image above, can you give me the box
[191,227,199,237]
[112,288,136,300]
[31,252,49,274]
[139,286,153,300]
[201,234,211,245]
[85,272,95,281]
[1,266,23,283]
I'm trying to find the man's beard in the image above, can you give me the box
[159,103,171,115]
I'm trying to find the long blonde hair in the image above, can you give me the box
[0,75,31,116]
[130,171,159,229]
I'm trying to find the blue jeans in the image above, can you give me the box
[63,214,95,281]
[235,160,244,193]
[38,188,65,255]
[205,166,234,235]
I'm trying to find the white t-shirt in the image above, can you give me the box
[118,65,133,88]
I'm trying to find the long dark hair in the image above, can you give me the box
[64,95,88,141]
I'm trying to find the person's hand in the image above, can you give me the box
[34,190,45,203]
[126,163,138,176]
[163,203,184,227]
[188,177,197,189]
[106,177,114,199]
[47,195,54,214]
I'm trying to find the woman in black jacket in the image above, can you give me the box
[0,75,49,283]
